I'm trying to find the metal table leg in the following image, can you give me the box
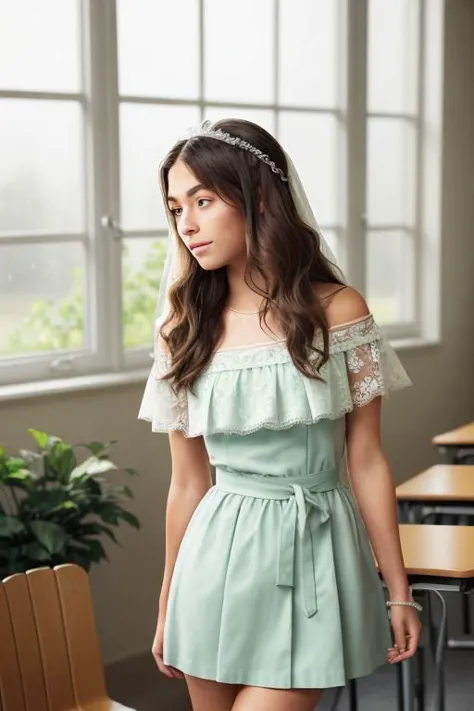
[348,679,357,711]
[415,645,425,711]
[426,589,448,711]
[400,656,416,711]
[396,663,404,711]
[462,591,471,635]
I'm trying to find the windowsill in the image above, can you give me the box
[0,367,150,403]
[389,336,440,351]
[0,335,439,404]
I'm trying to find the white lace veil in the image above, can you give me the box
[154,125,347,332]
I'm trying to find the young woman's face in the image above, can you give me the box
[166,158,247,271]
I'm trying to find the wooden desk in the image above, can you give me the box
[398,523,474,578]
[433,423,474,463]
[375,525,474,711]
[397,469,474,640]
[396,465,474,502]
[396,465,474,528]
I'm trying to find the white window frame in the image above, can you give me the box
[347,0,444,345]
[0,0,444,396]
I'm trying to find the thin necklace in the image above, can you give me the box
[228,305,261,315]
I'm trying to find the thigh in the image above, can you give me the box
[185,673,242,711]
[232,685,323,711]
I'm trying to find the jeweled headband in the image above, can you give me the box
[184,120,289,182]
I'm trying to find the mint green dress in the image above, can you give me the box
[138,314,412,689]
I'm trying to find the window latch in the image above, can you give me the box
[101,215,124,240]
[50,354,76,372]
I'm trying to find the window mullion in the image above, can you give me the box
[86,0,123,371]
[413,0,426,332]
[345,0,368,293]
[198,0,205,119]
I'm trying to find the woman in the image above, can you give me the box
[138,118,422,711]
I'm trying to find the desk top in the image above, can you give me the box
[433,422,474,446]
[396,465,474,501]
[396,524,474,578]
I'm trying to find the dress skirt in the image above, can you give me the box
[163,465,392,689]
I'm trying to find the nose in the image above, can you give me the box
[179,210,198,238]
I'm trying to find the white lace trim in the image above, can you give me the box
[138,314,412,436]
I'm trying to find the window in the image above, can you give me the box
[0,0,444,389]
[365,0,420,333]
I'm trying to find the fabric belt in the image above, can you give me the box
[215,467,340,618]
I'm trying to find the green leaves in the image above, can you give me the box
[5,239,168,354]
[0,517,25,537]
[70,456,118,480]
[28,521,68,555]
[28,429,51,450]
[0,429,140,578]
[75,440,118,457]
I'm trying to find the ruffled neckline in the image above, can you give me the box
[139,312,412,437]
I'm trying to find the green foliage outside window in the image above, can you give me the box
[6,240,168,354]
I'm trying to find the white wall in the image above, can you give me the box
[2,0,474,668]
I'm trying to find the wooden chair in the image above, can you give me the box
[0,564,134,711]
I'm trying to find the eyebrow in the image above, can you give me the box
[167,183,207,203]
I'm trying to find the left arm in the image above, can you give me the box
[345,396,409,601]
[345,397,422,663]
[324,285,422,662]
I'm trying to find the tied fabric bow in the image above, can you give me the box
[276,484,331,618]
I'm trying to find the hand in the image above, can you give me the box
[386,604,422,664]
[151,616,184,679]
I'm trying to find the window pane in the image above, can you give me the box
[122,237,168,349]
[279,0,338,108]
[120,104,200,230]
[368,0,419,114]
[117,0,199,99]
[204,0,274,104]
[0,242,85,356]
[366,230,415,324]
[367,118,416,226]
[203,107,275,136]
[0,0,80,92]
[279,112,339,225]
[0,100,85,233]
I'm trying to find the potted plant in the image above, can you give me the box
[0,428,140,579]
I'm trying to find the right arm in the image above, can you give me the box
[153,430,212,678]
[159,430,212,618]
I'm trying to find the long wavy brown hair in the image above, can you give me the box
[158,119,345,394]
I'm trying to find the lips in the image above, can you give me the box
[190,241,212,250]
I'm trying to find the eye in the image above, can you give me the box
[197,198,211,207]
[170,207,182,217]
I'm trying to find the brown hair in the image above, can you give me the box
[158,118,344,394]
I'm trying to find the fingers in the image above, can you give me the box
[170,666,185,679]
[387,617,422,664]
[155,657,175,678]
[152,651,183,678]
[389,634,417,663]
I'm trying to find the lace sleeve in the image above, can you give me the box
[137,350,189,434]
[344,335,412,408]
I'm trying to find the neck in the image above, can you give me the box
[225,260,267,312]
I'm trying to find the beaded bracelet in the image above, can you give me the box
[386,599,423,613]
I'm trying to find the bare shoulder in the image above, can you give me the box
[315,284,370,330]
